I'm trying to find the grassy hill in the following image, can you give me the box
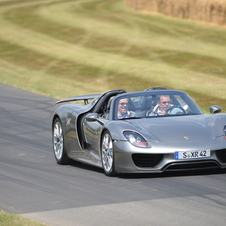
[0,0,226,112]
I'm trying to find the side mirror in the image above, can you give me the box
[210,105,222,114]
[86,113,99,122]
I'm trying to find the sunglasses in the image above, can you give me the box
[119,103,128,106]
[161,101,170,104]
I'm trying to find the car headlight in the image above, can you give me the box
[123,131,148,148]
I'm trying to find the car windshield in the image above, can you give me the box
[113,91,203,120]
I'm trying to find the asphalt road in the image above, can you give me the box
[0,83,226,226]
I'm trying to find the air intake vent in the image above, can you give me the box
[132,154,163,167]
[216,149,226,163]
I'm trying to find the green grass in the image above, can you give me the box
[0,210,46,226]
[0,0,226,112]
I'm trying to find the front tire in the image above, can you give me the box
[52,118,70,164]
[101,131,116,176]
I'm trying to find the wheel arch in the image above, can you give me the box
[52,114,60,129]
[100,128,111,145]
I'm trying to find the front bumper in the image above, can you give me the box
[113,141,226,174]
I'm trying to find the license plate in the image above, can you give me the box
[175,150,210,160]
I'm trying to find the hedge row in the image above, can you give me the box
[123,0,226,25]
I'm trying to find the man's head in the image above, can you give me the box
[118,98,129,116]
[158,95,171,111]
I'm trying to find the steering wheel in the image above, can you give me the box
[165,106,186,115]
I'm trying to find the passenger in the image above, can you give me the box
[118,98,136,119]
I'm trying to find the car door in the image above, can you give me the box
[82,113,107,160]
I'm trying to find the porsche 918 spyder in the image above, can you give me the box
[52,88,226,176]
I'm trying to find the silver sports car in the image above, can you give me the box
[52,87,226,176]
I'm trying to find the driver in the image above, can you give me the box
[148,95,171,116]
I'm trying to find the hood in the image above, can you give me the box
[125,114,226,149]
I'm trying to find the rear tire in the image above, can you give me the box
[101,131,116,176]
[52,118,70,164]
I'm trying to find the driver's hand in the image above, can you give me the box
[159,110,166,115]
